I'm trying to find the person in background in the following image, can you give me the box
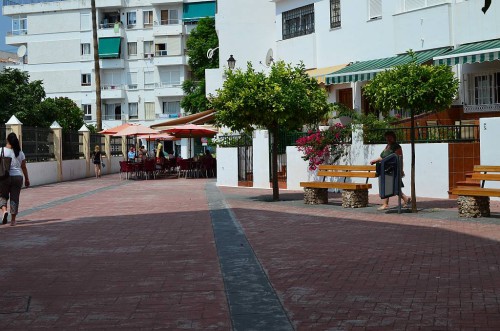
[370,131,411,210]
[139,146,147,161]
[92,145,103,178]
[0,132,30,226]
[127,146,136,161]
[155,139,164,159]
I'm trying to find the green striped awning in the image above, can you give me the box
[325,47,450,85]
[183,1,216,21]
[98,37,121,59]
[433,39,500,65]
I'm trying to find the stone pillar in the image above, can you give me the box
[5,115,23,147]
[342,189,369,208]
[79,125,90,177]
[121,136,127,160]
[104,134,111,175]
[303,187,328,204]
[457,195,490,218]
[50,121,63,182]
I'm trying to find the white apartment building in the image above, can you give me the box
[208,0,500,120]
[3,0,216,128]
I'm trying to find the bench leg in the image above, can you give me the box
[457,195,490,217]
[304,188,328,205]
[342,189,369,208]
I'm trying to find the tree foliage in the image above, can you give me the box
[185,17,219,80]
[363,53,459,212]
[211,61,332,200]
[0,68,45,123]
[0,68,84,131]
[181,17,218,114]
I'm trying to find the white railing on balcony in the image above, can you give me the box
[402,0,449,12]
[102,84,124,90]
[156,82,182,88]
[156,19,181,26]
[155,50,168,57]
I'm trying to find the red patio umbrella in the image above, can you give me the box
[114,124,159,160]
[162,124,217,158]
[98,123,134,135]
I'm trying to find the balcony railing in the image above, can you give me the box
[156,19,180,25]
[156,82,181,88]
[3,0,64,5]
[364,124,479,144]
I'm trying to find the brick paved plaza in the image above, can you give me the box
[0,175,499,330]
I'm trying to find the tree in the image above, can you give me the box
[363,52,459,212]
[91,0,102,131]
[181,17,218,114]
[18,97,84,131]
[0,68,45,123]
[211,61,332,201]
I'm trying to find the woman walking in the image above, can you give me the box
[92,145,103,178]
[0,132,30,226]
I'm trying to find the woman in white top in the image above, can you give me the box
[0,133,30,226]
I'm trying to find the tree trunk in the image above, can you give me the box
[410,110,417,212]
[91,0,102,131]
[271,125,280,201]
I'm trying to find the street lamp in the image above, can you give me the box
[227,55,236,69]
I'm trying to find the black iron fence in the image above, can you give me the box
[90,133,105,156]
[22,127,54,162]
[110,136,123,156]
[364,124,480,144]
[62,131,83,160]
[216,134,252,147]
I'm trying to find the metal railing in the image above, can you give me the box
[22,127,54,162]
[90,133,105,156]
[110,136,123,156]
[62,131,83,160]
[364,124,480,144]
[216,134,252,147]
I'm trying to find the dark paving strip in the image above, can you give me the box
[206,183,294,331]
[18,181,130,218]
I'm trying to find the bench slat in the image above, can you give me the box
[471,173,500,181]
[473,165,500,173]
[300,182,372,190]
[319,165,376,171]
[317,171,377,178]
[451,187,500,197]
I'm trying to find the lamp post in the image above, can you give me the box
[227,55,236,69]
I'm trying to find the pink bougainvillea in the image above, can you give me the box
[296,123,349,170]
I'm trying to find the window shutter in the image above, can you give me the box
[369,0,382,19]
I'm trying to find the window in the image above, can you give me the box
[81,43,91,56]
[155,43,167,57]
[330,0,341,29]
[102,70,122,89]
[80,13,91,31]
[282,4,315,40]
[104,103,122,121]
[144,41,154,58]
[81,74,91,86]
[159,68,181,86]
[127,42,137,57]
[12,15,27,35]
[127,12,137,28]
[82,104,92,121]
[368,0,382,20]
[469,72,500,106]
[143,10,154,28]
[161,10,169,25]
[162,101,181,115]
[169,10,179,24]
[128,103,138,120]
[144,71,155,89]
[144,102,156,120]
[127,72,138,90]
[101,12,120,28]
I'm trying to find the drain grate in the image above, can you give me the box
[0,296,31,314]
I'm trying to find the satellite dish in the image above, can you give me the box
[17,45,27,58]
[265,48,274,66]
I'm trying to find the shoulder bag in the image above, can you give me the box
[0,148,12,180]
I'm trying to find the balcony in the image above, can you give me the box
[6,31,27,45]
[101,85,125,99]
[96,0,124,8]
[99,59,125,69]
[97,24,125,38]
[153,54,186,66]
[154,83,184,97]
[151,0,182,4]
[153,21,183,36]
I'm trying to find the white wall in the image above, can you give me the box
[454,0,500,45]
[252,130,270,189]
[480,117,500,192]
[216,147,238,187]
[26,161,59,187]
[286,146,310,190]
[62,159,88,182]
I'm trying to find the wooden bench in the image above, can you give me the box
[300,165,377,208]
[451,165,500,217]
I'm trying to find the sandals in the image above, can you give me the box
[377,205,389,210]
[404,198,412,208]
[2,211,8,225]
